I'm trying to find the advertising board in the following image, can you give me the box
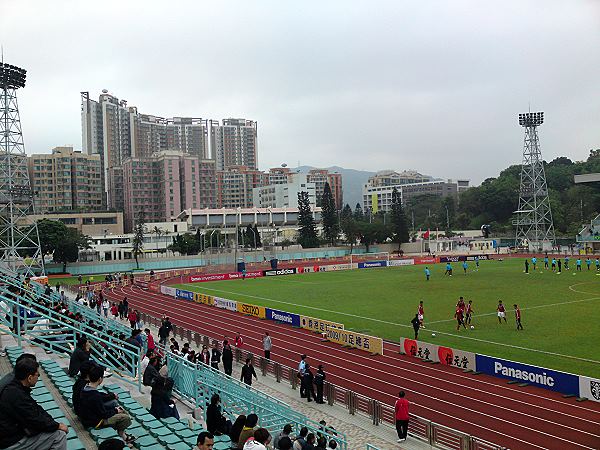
[400,338,476,370]
[266,308,300,327]
[357,261,388,269]
[237,302,266,319]
[160,286,177,297]
[190,273,229,283]
[228,270,264,280]
[388,259,415,267]
[413,257,438,265]
[264,268,297,276]
[300,316,344,333]
[175,289,194,301]
[475,354,580,395]
[214,297,238,312]
[149,283,159,293]
[193,292,214,306]
[322,263,352,271]
[579,376,600,403]
[326,328,384,355]
[439,256,466,262]
[466,255,490,261]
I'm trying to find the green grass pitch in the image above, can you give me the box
[171,258,600,377]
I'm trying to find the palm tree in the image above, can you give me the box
[152,226,164,257]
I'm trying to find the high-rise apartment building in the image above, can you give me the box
[253,173,316,209]
[216,166,264,208]
[122,151,216,231]
[28,146,103,213]
[265,167,294,185]
[306,169,343,210]
[211,119,258,170]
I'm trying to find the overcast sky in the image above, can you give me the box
[2,0,599,184]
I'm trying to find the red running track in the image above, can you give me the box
[105,284,600,450]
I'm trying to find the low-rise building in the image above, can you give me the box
[20,211,124,236]
[252,174,316,208]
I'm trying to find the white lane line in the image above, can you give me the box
[180,283,600,365]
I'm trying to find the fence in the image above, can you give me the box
[163,347,348,449]
[139,311,506,450]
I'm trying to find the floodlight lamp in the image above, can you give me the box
[518,111,544,127]
[0,63,27,89]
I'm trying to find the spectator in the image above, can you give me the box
[222,340,234,376]
[237,413,258,448]
[143,357,160,387]
[122,297,129,319]
[158,321,169,345]
[304,433,316,449]
[277,436,293,450]
[127,310,137,329]
[394,390,410,442]
[102,298,110,318]
[73,361,117,417]
[140,349,154,375]
[199,345,211,365]
[0,353,36,391]
[98,438,125,450]
[302,364,316,402]
[293,427,308,450]
[195,431,214,450]
[162,316,174,338]
[262,332,272,359]
[229,415,246,446]
[0,358,68,450]
[314,365,326,404]
[110,303,119,319]
[315,437,327,450]
[79,365,134,445]
[298,355,307,398]
[149,376,179,420]
[327,440,337,449]
[243,428,271,450]
[205,393,231,436]
[68,337,91,377]
[240,358,257,386]
[210,342,221,370]
[234,332,244,348]
[273,424,293,449]
[144,329,156,352]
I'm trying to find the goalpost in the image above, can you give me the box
[349,252,390,267]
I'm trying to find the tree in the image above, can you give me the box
[132,209,146,269]
[152,226,164,255]
[36,219,90,272]
[340,214,360,251]
[253,224,262,247]
[358,221,390,252]
[354,203,364,222]
[297,191,319,248]
[321,182,339,245]
[390,187,409,249]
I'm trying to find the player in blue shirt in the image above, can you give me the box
[595,258,600,271]
[474,256,480,271]
[551,258,556,271]
[444,262,453,276]
[576,258,582,271]
[586,258,591,270]
[564,256,570,270]
[531,256,537,271]
[462,261,468,274]
[424,267,431,281]
[544,256,549,269]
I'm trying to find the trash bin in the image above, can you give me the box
[237,261,246,272]
[270,258,278,270]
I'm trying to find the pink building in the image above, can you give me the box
[122,151,216,231]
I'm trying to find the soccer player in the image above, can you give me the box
[465,300,474,325]
[564,256,570,270]
[557,259,562,273]
[551,258,556,272]
[524,259,529,274]
[544,255,549,269]
[417,301,425,328]
[595,258,600,271]
[576,258,582,271]
[462,261,468,274]
[474,256,480,271]
[444,262,453,276]
[454,307,466,331]
[424,266,431,281]
[514,304,523,330]
[531,256,537,271]
[497,300,507,324]
[586,257,591,270]
[456,296,465,311]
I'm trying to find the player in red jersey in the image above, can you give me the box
[417,301,425,328]
[497,300,507,324]
[456,296,465,313]
[513,304,523,330]
[454,307,466,331]
[465,300,474,325]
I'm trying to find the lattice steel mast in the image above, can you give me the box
[513,111,555,251]
[0,61,44,275]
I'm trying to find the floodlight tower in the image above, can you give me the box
[0,62,44,276]
[513,111,555,251]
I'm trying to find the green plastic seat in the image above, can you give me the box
[166,442,190,450]
[134,435,161,449]
[166,422,187,432]
[160,417,179,425]
[47,408,65,420]
[150,426,171,438]
[159,434,182,446]
[175,428,196,440]
[90,427,119,442]
[66,438,86,450]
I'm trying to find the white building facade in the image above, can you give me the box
[252,174,316,208]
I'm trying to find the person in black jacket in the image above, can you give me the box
[0,358,68,450]
[240,358,257,386]
[314,365,326,404]
[0,353,36,392]
[143,357,160,387]
[72,361,117,417]
[411,314,420,340]
[79,365,133,444]
[68,337,91,377]
[149,376,179,420]
[302,364,317,402]
[210,342,222,370]
[222,340,233,376]
[205,393,231,436]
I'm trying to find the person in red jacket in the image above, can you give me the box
[394,391,409,442]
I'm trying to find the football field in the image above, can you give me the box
[173,258,600,377]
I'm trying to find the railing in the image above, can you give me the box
[163,347,348,449]
[139,311,507,450]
